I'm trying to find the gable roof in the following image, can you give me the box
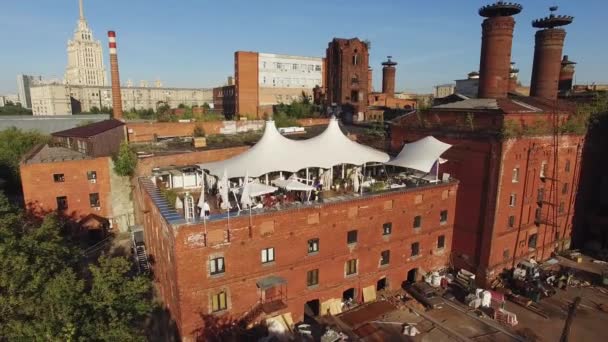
[52,119,124,138]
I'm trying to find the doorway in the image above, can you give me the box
[377,277,388,291]
[342,288,356,301]
[304,299,320,317]
[407,268,418,283]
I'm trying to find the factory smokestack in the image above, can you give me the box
[381,56,397,97]
[477,2,522,99]
[530,7,574,100]
[559,55,576,94]
[108,30,123,120]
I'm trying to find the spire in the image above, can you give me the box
[79,0,84,20]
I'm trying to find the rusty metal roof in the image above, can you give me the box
[52,119,124,138]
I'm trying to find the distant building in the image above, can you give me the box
[214,51,324,119]
[16,74,43,108]
[0,114,110,133]
[64,0,107,86]
[0,94,20,107]
[455,71,480,98]
[20,119,134,235]
[325,38,370,115]
[30,83,212,115]
[434,84,455,98]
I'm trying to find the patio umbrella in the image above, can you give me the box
[322,169,332,188]
[197,180,206,219]
[240,171,252,209]
[218,169,230,210]
[272,178,315,191]
[350,167,361,193]
[174,196,183,210]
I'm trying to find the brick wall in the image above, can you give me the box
[235,51,259,118]
[126,119,330,143]
[21,157,112,226]
[140,182,458,338]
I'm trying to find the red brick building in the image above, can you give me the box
[390,2,583,285]
[325,38,370,115]
[138,178,458,339]
[20,120,131,234]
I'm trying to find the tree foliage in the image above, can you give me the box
[0,101,32,115]
[0,192,154,340]
[0,127,49,193]
[113,141,138,177]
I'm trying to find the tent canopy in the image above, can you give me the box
[386,136,452,173]
[232,182,278,197]
[198,117,389,178]
[272,178,315,191]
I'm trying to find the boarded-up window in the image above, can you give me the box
[414,194,423,204]
[442,190,449,200]
[348,206,358,218]
[307,213,320,224]
[207,230,225,245]
[384,200,393,210]
[260,220,275,236]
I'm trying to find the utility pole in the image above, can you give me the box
[560,296,581,342]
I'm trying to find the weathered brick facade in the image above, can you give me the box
[391,106,584,285]
[139,181,458,339]
[325,38,370,113]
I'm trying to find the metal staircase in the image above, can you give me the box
[132,229,150,274]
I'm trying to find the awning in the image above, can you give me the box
[232,182,278,197]
[198,117,389,178]
[256,275,287,290]
[272,178,315,191]
[386,136,452,173]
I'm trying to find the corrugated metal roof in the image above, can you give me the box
[52,119,124,138]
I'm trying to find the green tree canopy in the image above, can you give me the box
[0,127,49,193]
[0,101,32,115]
[0,191,154,340]
[113,141,138,177]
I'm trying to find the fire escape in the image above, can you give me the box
[132,228,150,274]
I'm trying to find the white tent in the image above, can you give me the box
[240,171,252,208]
[386,136,452,173]
[198,117,389,178]
[233,182,278,197]
[272,178,315,191]
[218,169,231,210]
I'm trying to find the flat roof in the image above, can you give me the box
[52,119,124,138]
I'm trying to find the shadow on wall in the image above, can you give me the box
[146,306,181,342]
[193,313,270,342]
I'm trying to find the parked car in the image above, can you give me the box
[405,282,444,309]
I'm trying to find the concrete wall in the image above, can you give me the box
[108,158,135,232]
[140,181,458,338]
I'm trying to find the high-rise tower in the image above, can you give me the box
[477,1,522,99]
[530,7,574,100]
[64,0,107,86]
[381,56,397,97]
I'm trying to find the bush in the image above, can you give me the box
[193,125,206,137]
[113,141,138,176]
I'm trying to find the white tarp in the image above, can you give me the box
[232,181,277,197]
[387,136,452,173]
[272,178,315,191]
[198,117,389,178]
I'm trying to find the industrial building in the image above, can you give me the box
[391,2,583,286]
[213,51,324,119]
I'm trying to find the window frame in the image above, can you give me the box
[528,234,538,249]
[346,259,357,275]
[380,250,390,266]
[509,193,517,207]
[512,167,520,183]
[87,170,97,180]
[508,215,515,228]
[413,215,422,229]
[210,256,225,275]
[306,269,319,287]
[347,230,358,245]
[53,173,65,183]
[307,238,319,254]
[437,235,446,249]
[562,183,569,195]
[261,247,275,264]
[440,210,448,224]
[382,222,392,236]
[411,242,420,257]
[56,196,68,210]
[89,192,100,208]
[211,291,227,312]
[565,159,571,173]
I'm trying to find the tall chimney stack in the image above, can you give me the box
[477,2,522,99]
[368,67,373,94]
[108,31,123,120]
[381,56,397,97]
[559,55,576,94]
[530,7,574,100]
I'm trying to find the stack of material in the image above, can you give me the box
[456,269,476,292]
[490,307,518,327]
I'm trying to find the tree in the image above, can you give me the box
[202,102,210,110]
[193,124,206,137]
[0,191,154,340]
[0,127,49,194]
[113,141,138,177]
[0,101,32,115]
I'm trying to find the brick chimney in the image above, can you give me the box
[559,55,576,94]
[530,7,574,99]
[108,31,123,120]
[477,2,522,99]
[381,56,397,97]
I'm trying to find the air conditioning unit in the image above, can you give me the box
[90,179,97,184]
